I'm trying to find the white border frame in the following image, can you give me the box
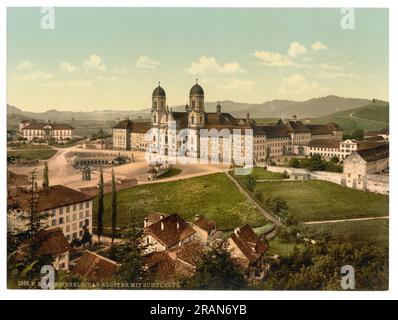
[0,0,396,300]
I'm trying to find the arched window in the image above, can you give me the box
[192,100,195,108]
[154,115,157,122]
[191,116,195,124]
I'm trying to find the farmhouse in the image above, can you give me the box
[143,213,196,252]
[227,224,268,282]
[192,214,217,243]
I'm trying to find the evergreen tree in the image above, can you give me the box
[8,169,52,287]
[42,162,49,189]
[108,214,147,284]
[111,169,117,243]
[97,167,104,243]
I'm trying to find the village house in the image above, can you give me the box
[145,240,204,281]
[19,120,74,142]
[17,227,71,272]
[36,228,71,271]
[343,143,389,194]
[191,214,217,243]
[8,185,94,242]
[227,224,268,282]
[143,213,196,252]
[72,250,119,281]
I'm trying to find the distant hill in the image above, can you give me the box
[7,96,388,135]
[311,101,389,133]
[7,95,381,121]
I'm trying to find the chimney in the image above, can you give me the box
[161,221,164,231]
[144,217,148,228]
[234,227,240,237]
[160,214,164,220]
[292,115,297,122]
[176,221,180,230]
[216,102,221,114]
[185,103,189,112]
[195,214,200,221]
[246,113,250,121]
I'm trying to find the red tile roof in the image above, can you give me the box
[13,185,94,212]
[193,215,216,233]
[37,228,71,255]
[145,214,196,248]
[22,122,74,130]
[72,250,119,281]
[228,224,267,264]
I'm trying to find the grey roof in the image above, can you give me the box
[189,83,204,96]
[152,85,166,97]
[307,139,341,149]
[356,144,389,162]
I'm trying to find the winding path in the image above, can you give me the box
[303,215,389,225]
[225,171,282,227]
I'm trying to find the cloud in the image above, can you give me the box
[111,66,134,74]
[253,50,296,67]
[187,56,245,75]
[40,81,91,88]
[83,54,106,71]
[14,71,53,82]
[320,63,343,71]
[288,42,307,58]
[98,75,119,82]
[315,71,359,79]
[202,78,255,91]
[312,41,328,51]
[279,74,320,95]
[60,62,80,73]
[17,61,34,71]
[136,56,160,69]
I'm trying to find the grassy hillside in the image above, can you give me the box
[311,102,389,133]
[93,173,268,231]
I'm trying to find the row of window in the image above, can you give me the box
[49,202,90,217]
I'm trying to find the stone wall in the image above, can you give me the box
[266,165,388,195]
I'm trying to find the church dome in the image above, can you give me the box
[189,83,204,96]
[152,84,166,97]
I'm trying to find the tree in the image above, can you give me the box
[288,158,301,168]
[245,174,256,192]
[183,241,247,289]
[308,154,325,171]
[8,169,52,288]
[42,162,49,189]
[108,216,147,284]
[21,169,49,237]
[265,197,289,223]
[97,167,104,243]
[264,239,388,290]
[111,169,118,243]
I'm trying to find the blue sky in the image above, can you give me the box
[7,8,389,111]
